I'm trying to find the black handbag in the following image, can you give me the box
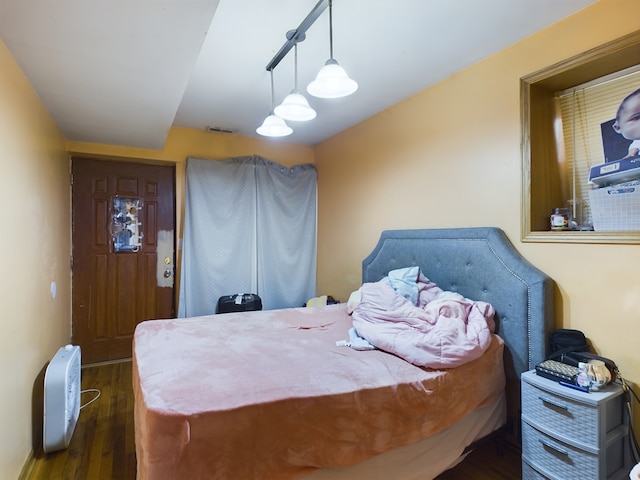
[547,328,590,364]
[544,329,618,383]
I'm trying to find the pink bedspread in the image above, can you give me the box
[352,279,496,368]
[133,305,505,480]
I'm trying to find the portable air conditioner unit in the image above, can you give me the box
[43,344,81,453]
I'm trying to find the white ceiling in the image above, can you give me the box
[0,0,596,149]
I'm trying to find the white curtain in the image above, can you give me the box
[178,156,317,317]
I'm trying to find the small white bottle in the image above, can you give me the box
[576,362,591,388]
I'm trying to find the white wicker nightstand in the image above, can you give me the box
[521,370,632,480]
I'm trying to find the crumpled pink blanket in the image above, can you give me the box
[351,273,496,369]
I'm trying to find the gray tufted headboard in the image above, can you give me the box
[362,227,554,384]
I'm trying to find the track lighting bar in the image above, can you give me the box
[258,0,355,137]
[265,0,328,72]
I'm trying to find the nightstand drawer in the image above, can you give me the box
[522,459,551,479]
[522,377,598,448]
[522,421,598,480]
[522,420,627,480]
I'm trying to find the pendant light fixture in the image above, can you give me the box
[258,0,356,138]
[307,0,358,99]
[274,38,317,122]
[257,69,293,137]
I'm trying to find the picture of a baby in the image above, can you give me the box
[612,87,640,159]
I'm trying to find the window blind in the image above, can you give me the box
[555,66,640,227]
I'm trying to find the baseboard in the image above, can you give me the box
[18,450,36,480]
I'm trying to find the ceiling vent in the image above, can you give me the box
[206,126,236,134]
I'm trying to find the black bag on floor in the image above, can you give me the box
[216,293,262,314]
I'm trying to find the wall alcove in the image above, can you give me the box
[521,30,640,244]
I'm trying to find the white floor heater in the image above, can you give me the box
[43,344,81,453]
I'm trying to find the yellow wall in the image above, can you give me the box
[0,40,70,477]
[316,0,640,428]
[69,126,315,166]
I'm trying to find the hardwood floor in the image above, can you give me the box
[435,441,522,479]
[21,360,521,479]
[22,360,136,480]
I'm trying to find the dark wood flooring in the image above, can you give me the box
[21,360,521,479]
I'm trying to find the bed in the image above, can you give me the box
[133,227,554,479]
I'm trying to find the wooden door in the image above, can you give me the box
[72,158,175,363]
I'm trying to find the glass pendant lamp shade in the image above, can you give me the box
[257,68,293,137]
[256,113,293,137]
[274,41,316,122]
[274,90,317,121]
[307,58,358,99]
[307,1,357,99]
